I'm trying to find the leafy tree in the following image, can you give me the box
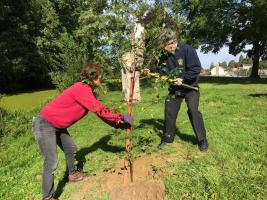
[242,55,253,65]
[239,55,244,64]
[0,0,50,92]
[219,61,227,69]
[177,0,267,78]
[209,62,215,70]
[228,60,236,70]
[0,0,185,92]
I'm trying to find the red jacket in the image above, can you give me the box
[40,82,122,128]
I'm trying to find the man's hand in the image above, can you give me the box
[172,78,183,86]
[141,68,150,76]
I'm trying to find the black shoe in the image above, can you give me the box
[158,142,168,150]
[199,139,208,152]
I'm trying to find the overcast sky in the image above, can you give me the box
[197,46,246,68]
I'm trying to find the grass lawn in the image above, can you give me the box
[0,78,266,200]
[0,89,57,111]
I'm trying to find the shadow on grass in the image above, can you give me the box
[137,118,196,144]
[248,93,267,98]
[199,76,267,85]
[54,134,123,198]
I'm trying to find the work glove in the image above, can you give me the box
[116,115,133,129]
[173,78,183,86]
[122,114,133,124]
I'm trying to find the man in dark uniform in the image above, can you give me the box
[143,29,208,151]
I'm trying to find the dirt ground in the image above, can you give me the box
[71,143,186,200]
[109,180,166,200]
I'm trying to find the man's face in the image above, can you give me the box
[163,39,177,53]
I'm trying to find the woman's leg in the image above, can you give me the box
[32,116,58,199]
[56,129,77,173]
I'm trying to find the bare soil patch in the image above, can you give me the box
[109,180,166,200]
[74,143,186,200]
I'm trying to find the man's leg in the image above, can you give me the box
[162,95,183,143]
[185,90,208,151]
[32,116,58,199]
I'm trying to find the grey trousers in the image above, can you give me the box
[163,90,207,143]
[32,115,77,199]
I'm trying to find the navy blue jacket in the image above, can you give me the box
[151,44,201,87]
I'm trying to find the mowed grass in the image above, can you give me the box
[0,89,57,111]
[0,78,266,200]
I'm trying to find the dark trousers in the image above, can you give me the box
[162,90,206,143]
[32,115,77,199]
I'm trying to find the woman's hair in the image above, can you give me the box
[80,64,103,81]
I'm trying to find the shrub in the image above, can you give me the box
[0,108,35,138]
[49,38,88,92]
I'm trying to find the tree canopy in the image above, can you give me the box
[177,0,267,77]
[1,0,182,92]
[1,0,266,92]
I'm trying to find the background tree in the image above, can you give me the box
[177,0,267,78]
[241,55,253,65]
[239,55,244,65]
[0,0,50,92]
[219,61,227,69]
[227,60,236,71]
[209,62,215,70]
[0,0,184,92]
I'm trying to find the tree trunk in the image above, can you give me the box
[250,42,260,78]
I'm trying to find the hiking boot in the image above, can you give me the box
[43,195,58,200]
[68,170,87,182]
[198,139,208,152]
[158,142,168,150]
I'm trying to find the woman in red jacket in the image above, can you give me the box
[32,64,132,200]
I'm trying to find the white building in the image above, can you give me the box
[210,65,225,76]
[242,64,252,70]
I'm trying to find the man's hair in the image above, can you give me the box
[158,29,177,46]
[80,64,103,81]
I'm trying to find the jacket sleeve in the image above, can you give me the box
[181,46,201,80]
[150,56,168,75]
[73,83,122,125]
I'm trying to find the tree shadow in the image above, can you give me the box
[54,134,123,198]
[137,118,197,144]
[199,76,267,85]
[248,93,267,98]
[135,118,164,138]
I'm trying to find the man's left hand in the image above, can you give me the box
[173,78,183,86]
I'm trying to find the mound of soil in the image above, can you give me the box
[109,180,166,200]
[73,143,186,200]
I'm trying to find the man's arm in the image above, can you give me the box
[181,46,202,81]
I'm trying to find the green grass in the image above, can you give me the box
[0,78,266,200]
[0,89,57,111]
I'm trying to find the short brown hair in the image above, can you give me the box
[80,64,103,81]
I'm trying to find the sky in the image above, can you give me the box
[197,46,246,69]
